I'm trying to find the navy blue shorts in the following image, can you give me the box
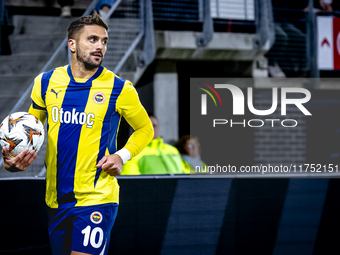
[48,203,118,255]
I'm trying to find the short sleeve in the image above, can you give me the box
[28,73,47,124]
[30,73,46,108]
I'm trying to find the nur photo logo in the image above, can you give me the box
[198,83,312,128]
[197,82,223,115]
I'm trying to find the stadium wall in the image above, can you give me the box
[1,177,340,255]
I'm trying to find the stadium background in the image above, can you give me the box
[1,0,340,254]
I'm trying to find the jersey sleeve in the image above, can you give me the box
[116,81,142,118]
[28,73,47,124]
[116,81,154,158]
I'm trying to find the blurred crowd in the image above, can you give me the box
[272,0,338,12]
[58,0,116,18]
[268,0,339,78]
[120,114,206,175]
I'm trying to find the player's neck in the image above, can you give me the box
[70,60,98,80]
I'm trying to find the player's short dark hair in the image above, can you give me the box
[67,14,108,40]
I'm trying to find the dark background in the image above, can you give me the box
[1,178,340,255]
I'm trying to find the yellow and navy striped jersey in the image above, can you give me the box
[29,65,153,209]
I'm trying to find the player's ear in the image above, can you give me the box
[68,39,76,53]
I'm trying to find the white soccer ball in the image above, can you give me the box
[0,112,45,157]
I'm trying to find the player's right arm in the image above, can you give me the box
[28,73,47,124]
[2,147,37,172]
[2,74,45,172]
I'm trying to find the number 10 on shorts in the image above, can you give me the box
[81,225,104,248]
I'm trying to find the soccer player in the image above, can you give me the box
[2,14,153,255]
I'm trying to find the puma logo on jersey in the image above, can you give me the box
[51,89,62,98]
[51,107,95,128]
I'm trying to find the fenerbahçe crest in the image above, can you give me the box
[93,93,105,104]
[90,211,103,224]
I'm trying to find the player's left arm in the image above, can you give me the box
[96,81,153,176]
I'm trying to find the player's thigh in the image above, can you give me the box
[71,203,118,255]
[48,208,74,255]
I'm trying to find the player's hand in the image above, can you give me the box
[2,147,37,172]
[96,154,123,176]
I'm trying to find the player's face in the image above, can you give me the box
[150,116,159,139]
[75,25,108,70]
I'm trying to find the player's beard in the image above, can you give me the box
[76,46,103,70]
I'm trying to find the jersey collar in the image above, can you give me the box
[67,65,104,84]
